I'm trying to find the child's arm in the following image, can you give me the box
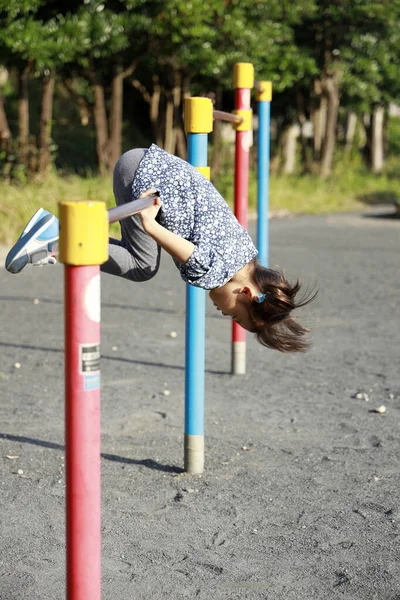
[139,198,195,264]
[144,220,195,264]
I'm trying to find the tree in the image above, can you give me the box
[0,0,80,175]
[293,0,400,176]
[340,18,400,172]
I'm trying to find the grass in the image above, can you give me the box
[266,168,399,216]
[0,172,118,245]
[0,157,399,245]
[217,152,400,217]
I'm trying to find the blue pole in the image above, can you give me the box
[185,133,208,473]
[257,85,271,267]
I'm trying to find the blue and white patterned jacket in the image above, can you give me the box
[132,144,258,290]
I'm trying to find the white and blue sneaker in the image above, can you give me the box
[5,208,59,274]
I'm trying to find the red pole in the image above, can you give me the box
[59,201,108,600]
[65,265,101,600]
[232,63,254,375]
[234,88,251,230]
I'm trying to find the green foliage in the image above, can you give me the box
[70,0,149,66]
[0,2,78,71]
[295,0,400,110]
[1,0,400,177]
[2,0,400,108]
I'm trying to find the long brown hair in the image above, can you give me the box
[248,259,317,352]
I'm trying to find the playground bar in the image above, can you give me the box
[183,97,213,474]
[108,194,159,224]
[213,109,243,125]
[59,201,108,600]
[256,81,272,267]
[231,62,254,375]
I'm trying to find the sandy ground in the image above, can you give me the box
[0,208,399,600]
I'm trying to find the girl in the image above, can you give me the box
[5,144,316,352]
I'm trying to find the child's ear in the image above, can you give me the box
[240,286,253,299]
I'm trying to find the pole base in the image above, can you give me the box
[184,434,204,474]
[232,341,246,375]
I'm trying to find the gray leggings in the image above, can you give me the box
[100,149,161,282]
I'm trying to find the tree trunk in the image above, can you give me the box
[62,79,91,126]
[178,74,190,159]
[108,61,138,171]
[171,72,185,158]
[311,79,327,163]
[18,68,30,166]
[315,97,328,159]
[164,90,174,153]
[360,112,369,158]
[175,113,187,159]
[344,110,357,154]
[38,74,55,175]
[136,75,162,147]
[0,96,11,152]
[296,89,311,172]
[92,77,110,176]
[371,104,384,174]
[320,73,339,178]
[282,124,299,174]
[109,71,124,172]
[0,66,11,152]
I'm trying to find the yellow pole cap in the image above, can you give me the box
[196,166,211,180]
[256,81,272,101]
[233,109,252,131]
[234,63,254,89]
[59,200,108,266]
[184,97,213,133]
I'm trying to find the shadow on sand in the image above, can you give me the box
[0,432,183,474]
[0,341,228,375]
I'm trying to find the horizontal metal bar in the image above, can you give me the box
[213,110,243,124]
[108,193,159,224]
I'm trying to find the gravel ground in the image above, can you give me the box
[0,208,399,600]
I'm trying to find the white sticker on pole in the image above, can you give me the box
[80,343,101,391]
[80,343,100,373]
[83,274,101,323]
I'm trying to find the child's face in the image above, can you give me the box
[209,285,255,332]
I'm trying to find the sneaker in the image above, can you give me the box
[5,208,59,274]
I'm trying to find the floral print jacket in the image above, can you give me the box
[132,144,258,290]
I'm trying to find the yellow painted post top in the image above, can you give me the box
[58,200,108,266]
[257,81,272,102]
[196,166,211,180]
[234,63,254,89]
[233,109,252,131]
[184,97,213,133]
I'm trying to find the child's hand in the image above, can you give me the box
[138,189,162,231]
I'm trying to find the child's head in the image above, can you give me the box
[247,259,317,352]
[209,258,317,352]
